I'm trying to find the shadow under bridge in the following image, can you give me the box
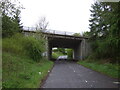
[46,33,90,60]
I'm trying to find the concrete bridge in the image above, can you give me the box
[23,30,91,60]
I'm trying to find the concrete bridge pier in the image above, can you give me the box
[47,42,52,60]
[73,42,81,60]
[80,39,85,60]
[80,39,90,60]
[73,39,90,60]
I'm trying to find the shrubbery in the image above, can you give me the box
[52,48,73,59]
[66,49,73,59]
[86,2,120,62]
[52,52,64,59]
[23,35,45,62]
[2,33,54,88]
[3,33,46,62]
[2,0,23,38]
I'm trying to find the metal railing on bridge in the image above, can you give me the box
[23,26,79,36]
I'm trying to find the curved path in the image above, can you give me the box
[42,60,119,88]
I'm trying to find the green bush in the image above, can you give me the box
[52,52,64,59]
[3,33,46,62]
[23,36,45,62]
[2,33,54,88]
[2,34,26,55]
[66,49,73,59]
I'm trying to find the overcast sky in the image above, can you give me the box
[20,0,95,33]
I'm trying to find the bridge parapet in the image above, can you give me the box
[44,33,88,40]
[22,30,88,40]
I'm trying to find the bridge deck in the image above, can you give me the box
[22,30,89,40]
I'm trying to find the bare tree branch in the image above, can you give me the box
[36,17,49,32]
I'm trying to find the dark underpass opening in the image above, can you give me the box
[47,33,90,61]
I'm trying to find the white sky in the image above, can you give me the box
[20,0,95,33]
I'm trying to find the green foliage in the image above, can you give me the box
[57,48,66,55]
[78,60,119,78]
[88,2,120,62]
[2,33,54,88]
[73,33,81,36]
[66,49,73,59]
[52,48,73,59]
[52,48,67,59]
[83,31,90,37]
[2,15,20,37]
[23,36,45,62]
[3,33,45,62]
[52,52,64,59]
[3,34,26,55]
[1,0,23,38]
[2,52,53,88]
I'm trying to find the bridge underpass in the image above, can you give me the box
[46,33,90,60]
[23,30,90,60]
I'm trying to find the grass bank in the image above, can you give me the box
[2,33,54,88]
[3,52,53,88]
[77,60,119,79]
[0,57,1,89]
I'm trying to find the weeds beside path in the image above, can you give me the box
[77,60,119,79]
[2,34,54,88]
[2,52,54,88]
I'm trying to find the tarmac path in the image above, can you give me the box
[42,60,119,88]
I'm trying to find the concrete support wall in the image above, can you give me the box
[80,39,85,60]
[84,39,91,58]
[47,41,52,60]
[80,39,91,60]
[73,39,91,60]
[73,42,81,60]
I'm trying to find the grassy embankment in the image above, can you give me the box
[2,34,54,88]
[0,39,2,89]
[77,60,119,79]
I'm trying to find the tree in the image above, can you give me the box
[1,0,23,38]
[83,31,90,37]
[36,17,49,32]
[57,48,66,55]
[73,33,81,37]
[88,1,120,62]
[66,49,73,59]
[34,17,49,40]
[14,9,23,31]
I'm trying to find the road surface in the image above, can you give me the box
[42,60,119,88]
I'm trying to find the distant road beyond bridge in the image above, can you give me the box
[23,30,91,60]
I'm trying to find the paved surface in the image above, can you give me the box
[42,60,119,88]
[57,55,67,60]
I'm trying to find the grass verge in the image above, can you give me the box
[77,60,119,79]
[2,52,54,88]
